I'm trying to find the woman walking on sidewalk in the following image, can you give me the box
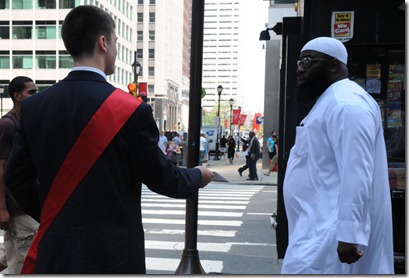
[264,131,278,176]
[227,136,236,164]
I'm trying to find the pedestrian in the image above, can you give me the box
[171,132,182,165]
[226,135,236,164]
[237,136,250,176]
[0,76,39,274]
[264,131,278,176]
[172,132,181,146]
[199,133,207,166]
[4,5,213,274]
[158,130,168,152]
[164,139,181,165]
[219,135,227,159]
[246,131,260,181]
[281,37,393,274]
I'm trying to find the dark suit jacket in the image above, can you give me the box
[248,137,261,158]
[4,71,202,274]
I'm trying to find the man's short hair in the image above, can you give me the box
[8,76,34,102]
[61,5,116,59]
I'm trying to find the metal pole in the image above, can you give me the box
[174,0,205,274]
[214,92,221,160]
[236,107,241,151]
[237,122,240,151]
[229,104,233,136]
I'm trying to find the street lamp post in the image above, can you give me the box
[132,51,142,89]
[229,98,234,136]
[236,106,241,152]
[213,85,223,160]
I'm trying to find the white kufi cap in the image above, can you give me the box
[301,37,348,65]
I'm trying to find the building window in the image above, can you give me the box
[137,49,143,59]
[149,0,154,4]
[36,21,57,39]
[149,49,154,59]
[0,22,9,39]
[149,13,155,23]
[36,54,56,69]
[148,84,154,94]
[149,30,155,41]
[148,66,154,76]
[36,80,54,91]
[137,31,143,41]
[12,22,32,39]
[58,53,73,68]
[12,0,33,9]
[59,0,78,9]
[0,0,10,9]
[37,0,56,9]
[12,55,33,69]
[0,56,10,69]
[58,20,63,39]
[137,13,143,23]
[138,0,143,4]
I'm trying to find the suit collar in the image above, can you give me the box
[64,70,108,83]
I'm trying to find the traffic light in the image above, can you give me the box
[127,82,137,97]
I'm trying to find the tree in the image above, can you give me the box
[201,101,234,127]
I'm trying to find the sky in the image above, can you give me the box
[239,1,270,114]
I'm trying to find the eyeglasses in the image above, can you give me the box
[297,57,331,69]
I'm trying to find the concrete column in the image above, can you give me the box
[262,39,281,170]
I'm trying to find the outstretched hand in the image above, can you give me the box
[194,166,214,188]
[337,241,364,264]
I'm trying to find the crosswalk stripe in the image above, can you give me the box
[144,229,236,237]
[146,240,232,252]
[142,210,243,217]
[142,184,263,273]
[143,198,249,205]
[143,195,251,200]
[143,218,242,226]
[142,203,246,209]
[145,257,223,273]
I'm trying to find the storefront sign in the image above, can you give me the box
[331,11,354,42]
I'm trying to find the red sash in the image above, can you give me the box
[21,88,141,274]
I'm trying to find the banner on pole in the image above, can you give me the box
[252,113,263,131]
[239,114,247,126]
[138,82,148,96]
[232,109,241,124]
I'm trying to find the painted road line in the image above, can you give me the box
[144,228,237,237]
[142,218,242,226]
[145,257,223,273]
[142,209,243,217]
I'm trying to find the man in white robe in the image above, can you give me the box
[281,37,394,274]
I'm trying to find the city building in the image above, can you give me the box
[201,0,242,113]
[136,0,190,133]
[0,0,137,115]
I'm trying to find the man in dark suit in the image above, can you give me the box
[4,5,213,274]
[246,131,260,181]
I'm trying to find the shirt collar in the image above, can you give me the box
[71,66,107,79]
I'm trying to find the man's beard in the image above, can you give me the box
[296,68,330,104]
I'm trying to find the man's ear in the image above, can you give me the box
[329,58,341,72]
[98,35,108,54]
[13,92,22,102]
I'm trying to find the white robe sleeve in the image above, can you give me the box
[327,103,377,246]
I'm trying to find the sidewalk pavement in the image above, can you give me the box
[204,151,277,185]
